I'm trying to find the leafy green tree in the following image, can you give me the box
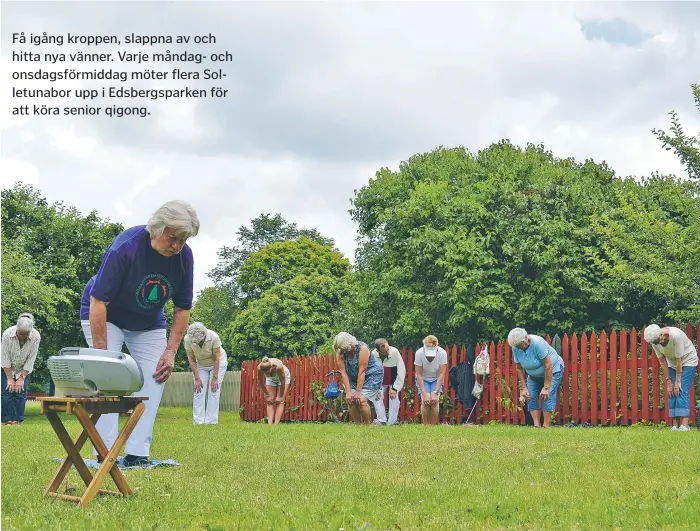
[227,273,351,361]
[1,241,71,336]
[224,237,351,362]
[653,83,700,182]
[348,141,700,346]
[237,237,350,300]
[208,213,335,300]
[1,182,123,382]
[591,173,700,324]
[204,214,339,364]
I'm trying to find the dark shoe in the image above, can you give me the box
[122,454,149,467]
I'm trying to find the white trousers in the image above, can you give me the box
[193,364,227,425]
[373,385,401,425]
[81,320,166,457]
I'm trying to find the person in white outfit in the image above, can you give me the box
[184,322,228,425]
[79,200,199,467]
[371,338,406,425]
[257,357,291,424]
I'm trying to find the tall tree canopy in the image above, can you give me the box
[348,141,700,346]
[196,214,340,365]
[1,183,124,382]
[225,237,351,361]
[207,213,335,300]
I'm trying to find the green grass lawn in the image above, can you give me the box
[2,403,700,530]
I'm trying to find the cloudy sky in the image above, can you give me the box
[1,1,699,297]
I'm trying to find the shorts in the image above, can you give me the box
[416,377,443,399]
[350,387,381,402]
[266,365,291,386]
[526,369,564,412]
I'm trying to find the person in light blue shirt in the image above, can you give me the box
[508,327,565,428]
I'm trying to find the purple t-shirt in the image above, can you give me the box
[80,225,194,331]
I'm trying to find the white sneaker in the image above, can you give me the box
[678,425,691,432]
[671,426,679,431]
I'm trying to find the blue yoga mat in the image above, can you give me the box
[53,457,180,470]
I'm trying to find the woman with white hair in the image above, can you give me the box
[1,313,41,425]
[644,324,698,431]
[184,322,228,425]
[79,200,199,467]
[333,332,384,424]
[508,327,565,428]
[257,356,292,424]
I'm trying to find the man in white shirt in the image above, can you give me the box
[414,335,448,425]
[371,338,406,425]
[644,324,698,431]
[2,313,41,425]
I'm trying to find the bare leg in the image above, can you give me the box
[542,411,552,428]
[681,417,689,427]
[265,385,277,425]
[358,397,371,424]
[422,399,438,425]
[349,403,363,424]
[274,402,284,424]
[531,410,542,427]
[274,385,290,424]
[421,401,430,425]
[431,399,441,424]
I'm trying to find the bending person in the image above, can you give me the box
[414,335,448,425]
[334,332,384,424]
[1,313,41,425]
[508,327,565,428]
[257,357,291,424]
[644,324,698,431]
[371,338,406,425]
[185,322,228,425]
[79,200,199,466]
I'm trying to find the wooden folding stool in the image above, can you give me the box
[37,396,147,508]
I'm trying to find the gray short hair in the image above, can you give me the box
[146,200,200,239]
[16,313,34,333]
[374,338,388,350]
[507,327,528,347]
[333,332,357,354]
[643,324,662,344]
[187,322,207,343]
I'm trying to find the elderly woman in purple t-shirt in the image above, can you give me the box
[79,200,199,467]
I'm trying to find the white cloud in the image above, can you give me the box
[45,125,98,157]
[1,1,698,300]
[130,163,169,199]
[19,130,34,142]
[112,199,132,217]
[0,157,39,189]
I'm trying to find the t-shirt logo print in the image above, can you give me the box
[135,273,173,309]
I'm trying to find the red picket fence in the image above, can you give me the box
[239,322,700,425]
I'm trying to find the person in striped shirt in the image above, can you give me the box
[2,313,41,425]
